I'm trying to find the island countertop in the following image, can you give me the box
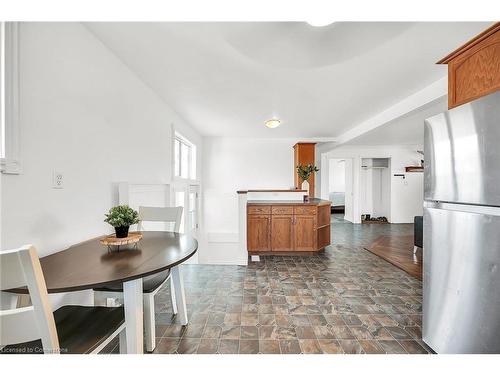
[247,198,331,206]
[237,189,307,194]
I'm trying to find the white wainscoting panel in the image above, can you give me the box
[119,182,173,231]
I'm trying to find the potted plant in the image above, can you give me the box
[296,163,319,195]
[104,205,139,238]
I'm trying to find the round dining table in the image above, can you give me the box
[9,231,198,354]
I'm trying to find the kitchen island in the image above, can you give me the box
[246,197,331,256]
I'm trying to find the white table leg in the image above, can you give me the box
[171,266,188,325]
[123,278,143,354]
[170,277,178,315]
[119,329,127,354]
[143,293,155,352]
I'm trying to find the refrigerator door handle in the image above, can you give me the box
[424,200,500,216]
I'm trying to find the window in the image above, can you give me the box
[0,22,20,174]
[173,131,196,180]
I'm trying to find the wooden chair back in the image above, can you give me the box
[137,206,183,233]
[0,245,59,353]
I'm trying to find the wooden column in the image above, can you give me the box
[293,142,316,197]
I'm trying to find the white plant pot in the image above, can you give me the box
[301,180,310,196]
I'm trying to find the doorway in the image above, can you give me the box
[360,158,391,223]
[173,184,200,264]
[328,158,354,222]
[173,184,200,237]
[328,158,346,215]
[187,185,200,237]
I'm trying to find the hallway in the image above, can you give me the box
[331,213,413,247]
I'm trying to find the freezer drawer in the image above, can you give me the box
[423,205,500,353]
[424,91,500,206]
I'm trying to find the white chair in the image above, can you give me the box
[0,245,126,354]
[93,206,183,353]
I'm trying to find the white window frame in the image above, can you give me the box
[173,130,197,182]
[0,22,21,174]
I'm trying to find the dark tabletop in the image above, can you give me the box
[8,231,198,294]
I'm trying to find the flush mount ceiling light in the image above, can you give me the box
[265,119,281,129]
[306,20,333,27]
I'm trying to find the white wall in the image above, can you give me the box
[201,137,294,264]
[328,159,345,193]
[319,145,423,223]
[1,23,201,307]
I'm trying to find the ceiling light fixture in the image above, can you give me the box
[307,20,332,27]
[265,119,281,129]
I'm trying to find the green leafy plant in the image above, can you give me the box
[104,205,139,228]
[296,163,319,181]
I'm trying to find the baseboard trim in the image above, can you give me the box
[198,258,248,266]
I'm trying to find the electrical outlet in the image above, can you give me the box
[52,171,64,189]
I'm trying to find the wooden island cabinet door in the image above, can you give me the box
[247,215,270,251]
[293,215,316,251]
[271,215,294,251]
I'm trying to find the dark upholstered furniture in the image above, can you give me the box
[414,215,423,253]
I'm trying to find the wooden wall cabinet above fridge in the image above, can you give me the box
[438,22,500,109]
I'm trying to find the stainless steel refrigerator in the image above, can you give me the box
[423,91,500,354]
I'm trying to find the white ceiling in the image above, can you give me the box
[86,22,491,139]
[345,96,447,145]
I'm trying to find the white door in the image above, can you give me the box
[173,188,186,233]
[344,158,354,222]
[173,184,199,264]
[187,185,200,238]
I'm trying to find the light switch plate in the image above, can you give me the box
[52,171,64,189]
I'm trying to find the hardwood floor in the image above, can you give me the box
[364,235,422,280]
